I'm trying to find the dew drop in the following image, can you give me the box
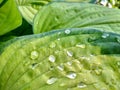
[50,42,56,48]
[67,51,73,57]
[77,82,87,88]
[31,63,38,70]
[46,77,58,85]
[30,51,39,60]
[65,29,71,34]
[102,33,109,38]
[66,61,72,66]
[49,55,56,63]
[57,64,64,71]
[66,71,77,79]
[76,44,85,48]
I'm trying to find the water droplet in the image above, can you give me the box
[67,51,73,57]
[46,77,58,85]
[49,55,56,63]
[50,42,56,48]
[76,44,85,48]
[30,63,38,69]
[30,51,39,60]
[57,64,64,71]
[66,61,72,66]
[66,71,77,79]
[65,29,71,34]
[102,33,109,38]
[77,82,87,88]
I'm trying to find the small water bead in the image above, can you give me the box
[67,51,73,57]
[65,29,71,34]
[46,77,58,85]
[30,63,38,70]
[100,0,108,6]
[66,61,72,66]
[102,33,109,38]
[30,50,39,60]
[76,44,86,48]
[49,55,56,63]
[57,64,64,71]
[77,82,87,88]
[66,71,77,79]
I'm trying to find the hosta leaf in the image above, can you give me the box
[0,28,120,90]
[33,2,120,34]
[0,0,22,36]
[15,0,93,24]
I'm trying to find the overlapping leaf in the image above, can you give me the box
[33,2,120,34]
[0,0,22,36]
[0,28,120,90]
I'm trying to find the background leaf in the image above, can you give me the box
[0,0,22,36]
[33,2,120,34]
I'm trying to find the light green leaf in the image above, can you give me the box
[15,0,94,24]
[0,0,22,36]
[33,2,120,34]
[0,28,120,90]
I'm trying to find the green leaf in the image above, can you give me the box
[0,0,22,36]
[33,2,120,34]
[0,28,120,90]
[15,0,94,24]
[16,0,50,24]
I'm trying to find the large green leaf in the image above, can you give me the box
[33,2,120,34]
[0,28,120,90]
[16,0,94,24]
[0,0,22,36]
